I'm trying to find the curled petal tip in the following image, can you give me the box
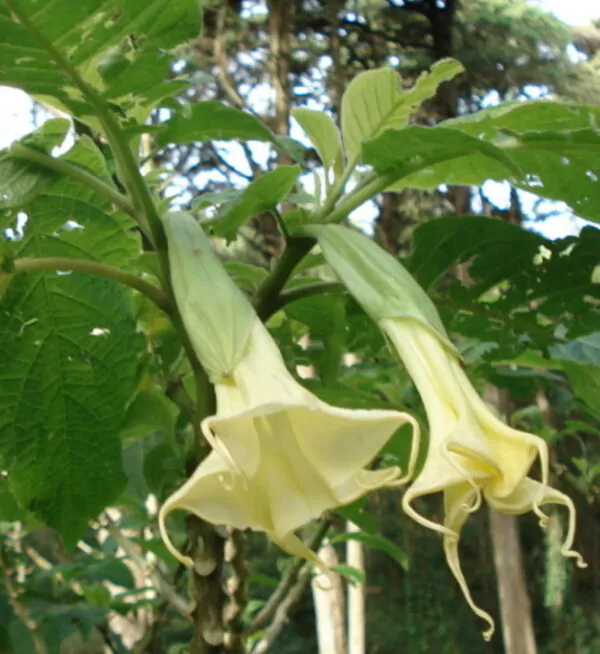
[562,549,587,569]
[462,489,482,514]
[158,505,195,569]
[482,622,495,642]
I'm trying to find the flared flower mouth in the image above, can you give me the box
[382,317,585,639]
[160,319,420,571]
[159,401,417,570]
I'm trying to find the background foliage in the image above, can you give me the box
[0,1,599,653]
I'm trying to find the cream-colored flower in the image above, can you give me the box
[159,213,420,568]
[301,223,586,639]
[383,318,586,640]
[159,269,419,569]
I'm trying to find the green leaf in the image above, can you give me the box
[560,362,600,414]
[332,531,409,571]
[550,333,600,412]
[212,166,301,242]
[0,476,23,522]
[503,129,600,224]
[224,261,268,293]
[292,108,343,174]
[143,443,180,494]
[0,270,12,302]
[120,389,177,442]
[0,0,202,122]
[81,585,112,609]
[0,140,140,548]
[284,291,346,384]
[445,100,600,139]
[85,557,135,589]
[335,498,378,534]
[0,273,138,547]
[363,125,521,187]
[550,332,600,366]
[330,564,366,585]
[0,119,72,209]
[407,215,545,290]
[434,103,600,222]
[341,59,464,163]
[157,101,277,147]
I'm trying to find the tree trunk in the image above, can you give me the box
[311,541,347,654]
[346,522,365,654]
[486,387,537,654]
[488,510,538,654]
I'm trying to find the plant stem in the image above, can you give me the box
[322,171,398,224]
[5,0,169,282]
[253,237,316,320]
[266,281,343,318]
[247,519,331,634]
[9,143,137,218]
[13,257,172,312]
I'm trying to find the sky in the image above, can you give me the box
[1,0,599,238]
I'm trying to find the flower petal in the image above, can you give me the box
[443,483,496,641]
[158,451,272,567]
[291,404,419,487]
[486,477,587,568]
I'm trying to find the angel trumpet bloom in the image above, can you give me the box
[158,214,419,570]
[385,318,586,640]
[301,223,586,640]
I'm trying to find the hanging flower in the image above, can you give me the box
[301,223,586,639]
[384,318,586,640]
[159,214,419,570]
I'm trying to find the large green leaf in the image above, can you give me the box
[406,215,545,290]
[212,165,301,242]
[363,125,521,186]
[0,118,71,209]
[157,101,274,145]
[444,100,600,138]
[407,217,600,360]
[340,59,464,164]
[504,129,600,223]
[550,332,600,412]
[0,0,201,120]
[292,108,343,175]
[427,103,600,222]
[0,138,140,548]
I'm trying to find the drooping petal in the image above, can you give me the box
[485,477,587,568]
[158,451,272,568]
[443,483,496,641]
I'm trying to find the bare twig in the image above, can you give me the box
[251,564,313,654]
[247,519,331,633]
[103,514,193,618]
[213,4,247,111]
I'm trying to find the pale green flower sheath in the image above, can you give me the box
[302,223,586,640]
[158,213,420,572]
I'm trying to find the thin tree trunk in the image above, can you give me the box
[489,511,538,654]
[346,522,365,654]
[486,387,537,654]
[311,541,347,654]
